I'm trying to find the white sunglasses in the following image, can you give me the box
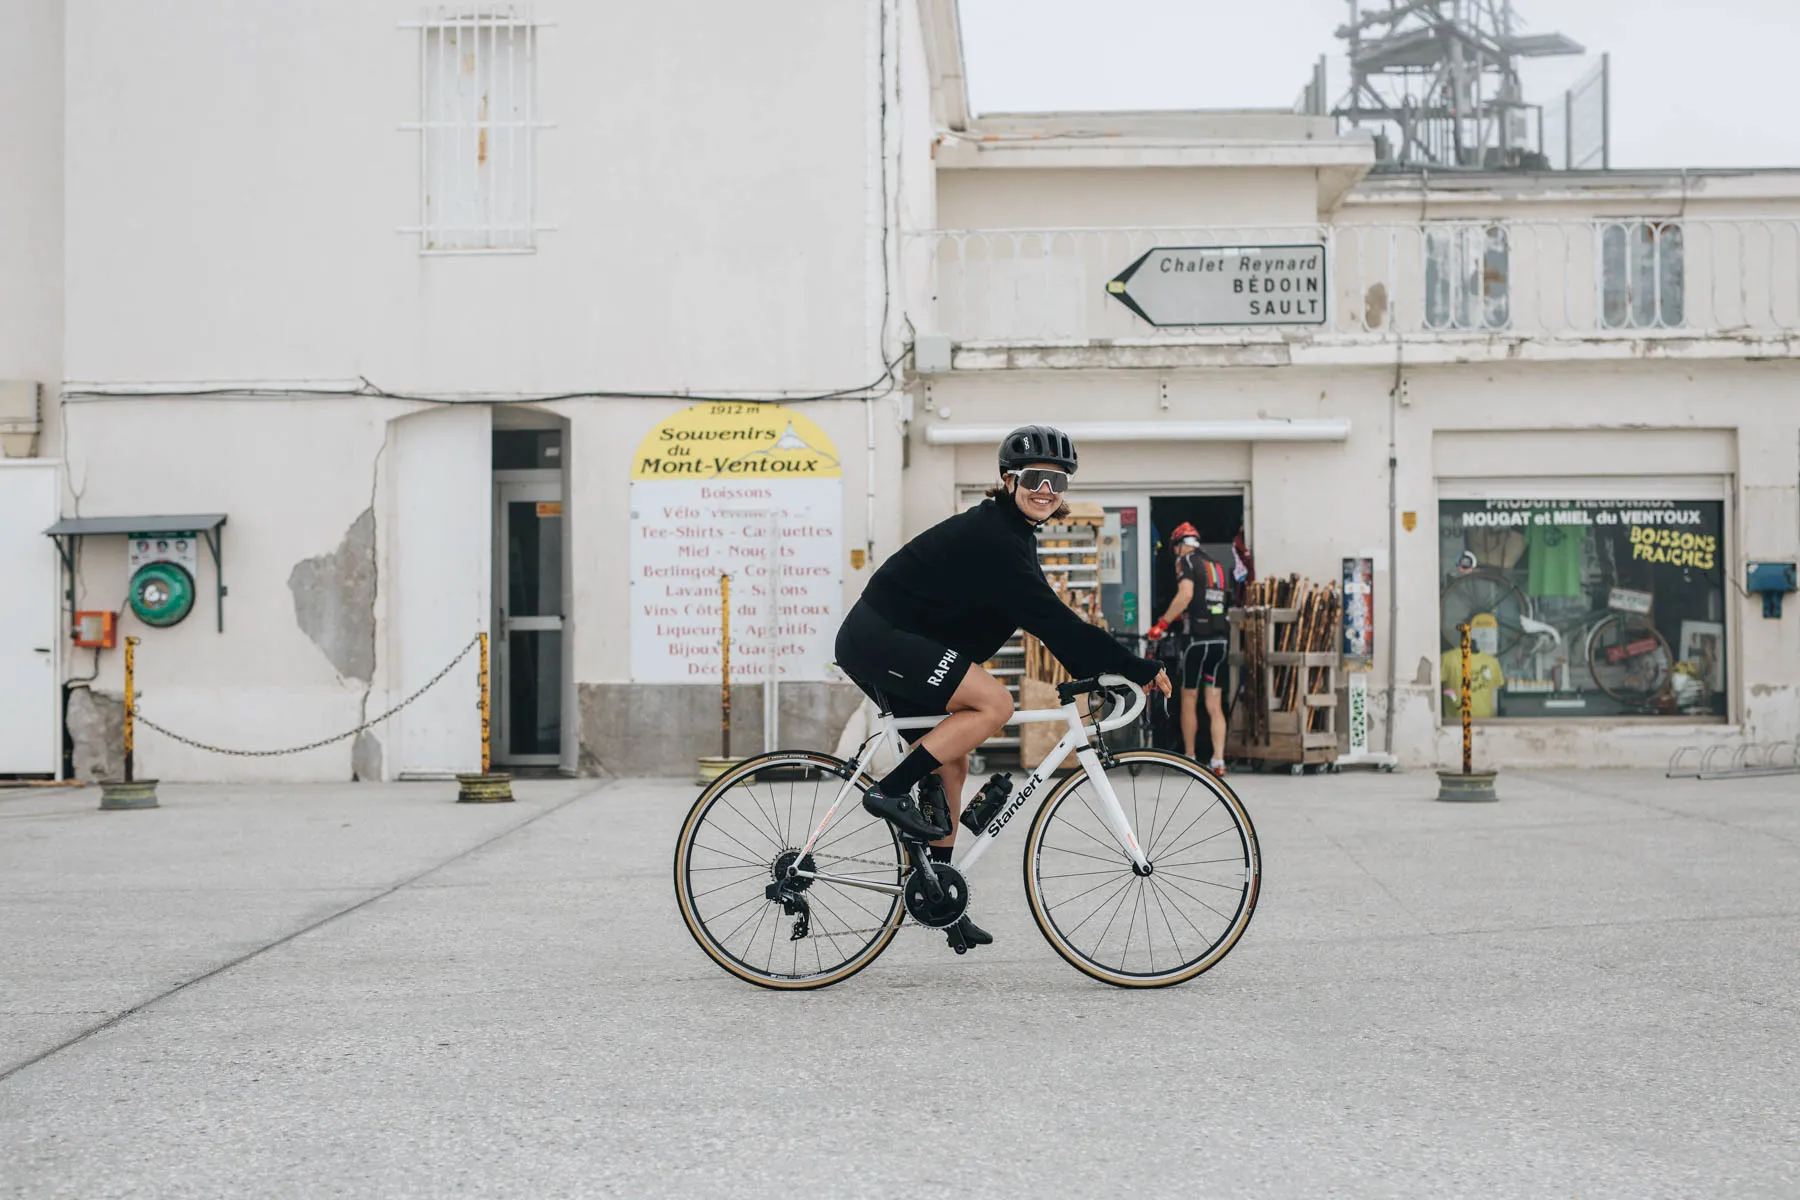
[1008,468,1070,495]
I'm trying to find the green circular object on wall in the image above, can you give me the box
[129,562,196,628]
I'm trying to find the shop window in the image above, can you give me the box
[1599,221,1684,329]
[1424,223,1510,331]
[1438,499,1726,720]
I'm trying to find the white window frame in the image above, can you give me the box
[399,5,557,254]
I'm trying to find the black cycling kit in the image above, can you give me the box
[1176,548,1230,690]
[836,496,1162,715]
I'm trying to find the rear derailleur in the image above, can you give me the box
[767,848,815,941]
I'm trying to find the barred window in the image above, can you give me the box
[1425,223,1511,331]
[404,6,549,252]
[1600,221,1684,329]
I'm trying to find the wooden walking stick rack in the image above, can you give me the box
[1225,575,1342,775]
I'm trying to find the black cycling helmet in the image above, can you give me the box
[998,424,1078,475]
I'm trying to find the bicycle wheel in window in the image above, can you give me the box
[1440,569,1531,655]
[1585,613,1674,710]
[674,751,904,990]
[1023,749,1261,988]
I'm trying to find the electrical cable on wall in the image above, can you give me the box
[59,348,913,408]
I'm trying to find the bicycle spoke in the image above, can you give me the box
[1036,844,1133,868]
[690,872,767,902]
[1149,875,1213,941]
[1091,878,1137,954]
[1147,787,1210,860]
[1157,870,1245,892]
[1147,876,1187,961]
[689,845,767,869]
[1075,789,1135,860]
[1153,873,1237,926]
[1046,868,1136,914]
[1158,823,1236,866]
[1061,874,1136,938]
[1152,798,1224,863]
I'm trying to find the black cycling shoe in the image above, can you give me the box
[862,785,945,842]
[948,914,993,949]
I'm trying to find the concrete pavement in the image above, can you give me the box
[2,769,1797,1198]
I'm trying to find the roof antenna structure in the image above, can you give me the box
[1323,0,1588,170]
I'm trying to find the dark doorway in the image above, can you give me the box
[1146,494,1247,762]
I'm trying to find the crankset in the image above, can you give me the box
[902,862,970,929]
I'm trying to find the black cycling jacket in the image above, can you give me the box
[858,496,1163,686]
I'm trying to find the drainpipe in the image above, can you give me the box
[1385,170,1429,755]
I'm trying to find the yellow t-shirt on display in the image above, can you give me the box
[1441,649,1504,720]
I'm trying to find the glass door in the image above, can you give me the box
[496,480,563,765]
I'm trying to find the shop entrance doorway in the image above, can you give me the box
[1148,495,1246,630]
[492,426,568,769]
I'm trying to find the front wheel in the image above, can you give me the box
[1023,750,1261,988]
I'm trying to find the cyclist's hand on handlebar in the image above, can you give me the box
[1149,669,1173,698]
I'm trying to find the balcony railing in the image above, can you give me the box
[905,220,1800,347]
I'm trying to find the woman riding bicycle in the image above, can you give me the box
[834,424,1172,947]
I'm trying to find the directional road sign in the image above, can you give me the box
[1105,244,1328,327]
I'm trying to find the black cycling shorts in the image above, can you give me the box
[1179,638,1228,691]
[834,600,973,717]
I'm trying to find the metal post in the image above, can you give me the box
[1600,53,1611,170]
[479,631,491,774]
[124,636,137,782]
[1460,622,1473,775]
[765,514,780,753]
[720,573,732,759]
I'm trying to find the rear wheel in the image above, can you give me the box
[1023,750,1261,988]
[674,751,904,990]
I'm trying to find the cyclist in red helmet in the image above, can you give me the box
[835,424,1171,950]
[1148,521,1230,776]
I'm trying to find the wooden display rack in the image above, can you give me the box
[1225,606,1341,774]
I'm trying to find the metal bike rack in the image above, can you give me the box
[1666,740,1800,780]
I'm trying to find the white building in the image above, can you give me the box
[3,0,1796,782]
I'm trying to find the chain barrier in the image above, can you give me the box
[131,633,483,759]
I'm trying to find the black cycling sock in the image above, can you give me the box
[928,844,953,863]
[878,744,941,797]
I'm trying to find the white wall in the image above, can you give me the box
[384,405,490,777]
[0,0,62,390]
[936,167,1324,230]
[60,397,392,781]
[63,0,878,396]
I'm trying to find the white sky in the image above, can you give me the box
[958,0,1800,169]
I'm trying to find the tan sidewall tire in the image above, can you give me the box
[673,750,903,990]
[1023,749,1262,989]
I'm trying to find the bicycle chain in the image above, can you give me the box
[131,633,482,758]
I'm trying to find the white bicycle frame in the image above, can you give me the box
[787,674,1151,897]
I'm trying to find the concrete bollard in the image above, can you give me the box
[456,773,515,803]
[100,779,160,810]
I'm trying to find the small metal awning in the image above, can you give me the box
[44,514,229,632]
[44,513,227,538]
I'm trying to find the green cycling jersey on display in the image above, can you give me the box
[1527,518,1585,598]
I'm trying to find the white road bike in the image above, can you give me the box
[674,674,1262,989]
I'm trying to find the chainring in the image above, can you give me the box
[902,863,970,929]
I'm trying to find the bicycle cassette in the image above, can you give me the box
[902,863,970,929]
